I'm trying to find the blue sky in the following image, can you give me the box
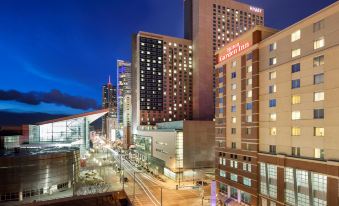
[0,0,336,118]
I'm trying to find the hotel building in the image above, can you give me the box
[131,32,193,132]
[184,0,264,120]
[215,2,339,206]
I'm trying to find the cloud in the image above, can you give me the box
[0,89,99,110]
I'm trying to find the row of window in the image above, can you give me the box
[269,127,325,137]
[268,145,325,159]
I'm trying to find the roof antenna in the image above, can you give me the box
[108,75,111,85]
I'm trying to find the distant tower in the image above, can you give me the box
[102,76,117,141]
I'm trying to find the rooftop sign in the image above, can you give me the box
[217,41,251,64]
[250,6,263,13]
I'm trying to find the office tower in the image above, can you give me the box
[184,0,264,120]
[215,2,339,206]
[132,32,193,132]
[117,60,132,128]
[102,76,117,140]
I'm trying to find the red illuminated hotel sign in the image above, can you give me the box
[217,41,251,64]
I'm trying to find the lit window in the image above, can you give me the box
[243,177,252,187]
[247,90,252,98]
[269,57,277,65]
[314,91,324,102]
[292,111,301,120]
[314,148,324,159]
[269,42,277,51]
[246,115,252,123]
[270,127,277,136]
[231,95,237,101]
[230,173,238,182]
[314,37,325,49]
[292,95,301,104]
[247,78,252,85]
[292,48,301,58]
[231,83,237,90]
[291,127,301,136]
[269,71,277,80]
[314,127,325,136]
[269,85,277,94]
[232,61,237,67]
[220,170,226,177]
[247,65,252,73]
[232,117,236,123]
[291,30,301,42]
[270,113,277,121]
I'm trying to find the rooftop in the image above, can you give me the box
[0,146,79,157]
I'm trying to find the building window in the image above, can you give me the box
[247,65,252,73]
[291,30,301,42]
[314,148,324,159]
[292,111,301,120]
[270,113,277,121]
[269,42,277,51]
[269,85,277,94]
[231,142,236,149]
[246,103,253,110]
[231,105,236,112]
[292,95,301,104]
[231,83,237,90]
[314,73,324,84]
[247,78,252,85]
[231,95,237,101]
[230,173,238,182]
[313,19,325,32]
[220,170,226,177]
[246,128,252,135]
[314,127,325,136]
[246,53,253,61]
[230,160,238,168]
[247,90,252,98]
[269,99,277,107]
[231,116,236,123]
[314,91,325,102]
[291,63,300,73]
[291,127,301,136]
[231,128,236,134]
[269,57,277,65]
[232,61,237,67]
[292,79,300,89]
[270,127,277,136]
[292,147,301,157]
[269,145,277,154]
[292,48,301,58]
[231,72,237,79]
[243,163,252,172]
[243,177,252,187]
[246,115,252,123]
[314,109,324,119]
[269,71,277,80]
[313,55,324,67]
[314,37,325,49]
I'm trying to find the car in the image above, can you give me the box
[195,181,208,186]
[121,177,128,182]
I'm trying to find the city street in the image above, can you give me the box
[100,147,214,206]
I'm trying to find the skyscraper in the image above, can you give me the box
[116,60,132,148]
[132,31,193,133]
[117,60,132,127]
[102,76,117,141]
[184,0,264,120]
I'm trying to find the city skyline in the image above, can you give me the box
[0,0,336,122]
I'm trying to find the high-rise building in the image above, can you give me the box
[116,60,132,148]
[184,0,264,120]
[102,76,117,140]
[215,2,339,205]
[117,60,132,127]
[132,32,193,133]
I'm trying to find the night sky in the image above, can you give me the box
[0,0,336,125]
